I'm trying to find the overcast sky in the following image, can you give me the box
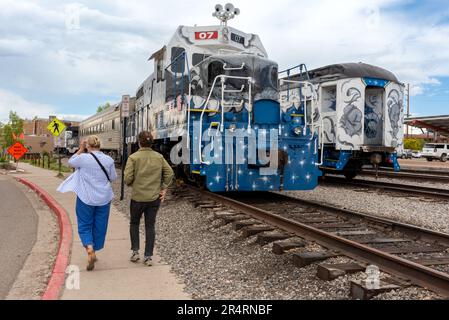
[0,0,448,122]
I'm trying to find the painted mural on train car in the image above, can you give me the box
[279,63,404,179]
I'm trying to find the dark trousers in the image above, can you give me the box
[130,199,161,257]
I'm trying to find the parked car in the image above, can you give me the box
[399,149,413,159]
[411,151,422,158]
[421,143,449,162]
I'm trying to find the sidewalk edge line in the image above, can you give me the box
[15,177,72,300]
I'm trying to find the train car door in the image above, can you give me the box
[336,78,365,150]
[383,82,404,149]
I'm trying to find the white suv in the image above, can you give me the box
[421,143,449,162]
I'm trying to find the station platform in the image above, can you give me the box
[13,163,190,300]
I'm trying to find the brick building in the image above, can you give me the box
[23,116,80,137]
[22,116,80,154]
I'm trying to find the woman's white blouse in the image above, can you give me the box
[57,152,117,206]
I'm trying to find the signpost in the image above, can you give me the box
[47,117,66,177]
[120,95,130,201]
[7,142,28,161]
[7,142,28,170]
[47,118,66,137]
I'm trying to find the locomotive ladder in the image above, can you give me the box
[279,79,324,166]
[196,74,253,165]
[186,73,253,191]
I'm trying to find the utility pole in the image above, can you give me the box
[120,95,130,201]
[406,83,411,139]
[120,116,127,201]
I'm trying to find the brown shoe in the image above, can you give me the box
[86,246,95,271]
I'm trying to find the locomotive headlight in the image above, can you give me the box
[292,126,302,136]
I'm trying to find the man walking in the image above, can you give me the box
[124,131,174,266]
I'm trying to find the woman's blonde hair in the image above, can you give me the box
[87,135,101,149]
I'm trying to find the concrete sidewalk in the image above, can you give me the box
[15,163,190,300]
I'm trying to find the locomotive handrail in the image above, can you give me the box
[279,79,324,166]
[279,63,310,79]
[223,84,245,93]
[223,62,245,71]
[197,74,253,165]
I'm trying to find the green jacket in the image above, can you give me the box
[124,148,174,202]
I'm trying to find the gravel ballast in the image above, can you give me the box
[285,183,449,234]
[112,177,441,300]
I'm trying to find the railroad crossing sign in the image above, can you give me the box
[7,142,28,161]
[47,118,66,137]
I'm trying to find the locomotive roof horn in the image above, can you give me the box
[213,3,240,26]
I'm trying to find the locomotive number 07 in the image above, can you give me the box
[195,31,218,40]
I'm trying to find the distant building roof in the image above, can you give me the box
[405,115,449,135]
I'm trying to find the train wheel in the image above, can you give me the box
[343,170,357,180]
[179,165,205,189]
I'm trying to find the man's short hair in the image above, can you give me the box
[138,131,153,148]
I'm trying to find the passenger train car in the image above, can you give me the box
[126,4,322,192]
[279,63,404,179]
[80,99,135,161]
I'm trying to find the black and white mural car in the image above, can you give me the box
[280,63,404,179]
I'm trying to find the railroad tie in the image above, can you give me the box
[255,231,291,246]
[232,219,258,231]
[316,263,365,281]
[241,225,275,238]
[292,251,338,268]
[272,238,306,255]
[220,214,250,224]
[350,280,401,300]
[213,211,239,219]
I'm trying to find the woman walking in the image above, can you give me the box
[57,135,117,271]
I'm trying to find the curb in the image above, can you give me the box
[16,177,72,300]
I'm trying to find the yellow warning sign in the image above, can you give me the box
[47,118,66,137]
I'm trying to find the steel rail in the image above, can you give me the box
[186,186,449,297]
[362,169,449,182]
[322,176,449,200]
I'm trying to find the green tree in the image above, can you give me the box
[404,138,425,151]
[97,102,111,113]
[1,111,24,151]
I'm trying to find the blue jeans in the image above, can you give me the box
[75,197,111,251]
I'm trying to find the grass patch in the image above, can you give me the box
[22,159,73,173]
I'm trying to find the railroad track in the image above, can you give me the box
[362,167,449,182]
[176,185,449,299]
[322,176,449,200]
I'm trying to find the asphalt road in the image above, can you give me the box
[0,176,38,299]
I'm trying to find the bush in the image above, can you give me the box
[404,138,425,151]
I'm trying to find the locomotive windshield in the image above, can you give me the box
[192,54,279,102]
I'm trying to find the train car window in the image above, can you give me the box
[112,119,115,130]
[171,47,185,73]
[193,53,211,66]
[136,87,144,100]
[208,61,224,87]
[157,59,164,82]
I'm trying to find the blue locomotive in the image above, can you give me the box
[125,4,322,192]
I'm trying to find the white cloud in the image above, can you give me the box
[0,0,448,113]
[0,89,87,122]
